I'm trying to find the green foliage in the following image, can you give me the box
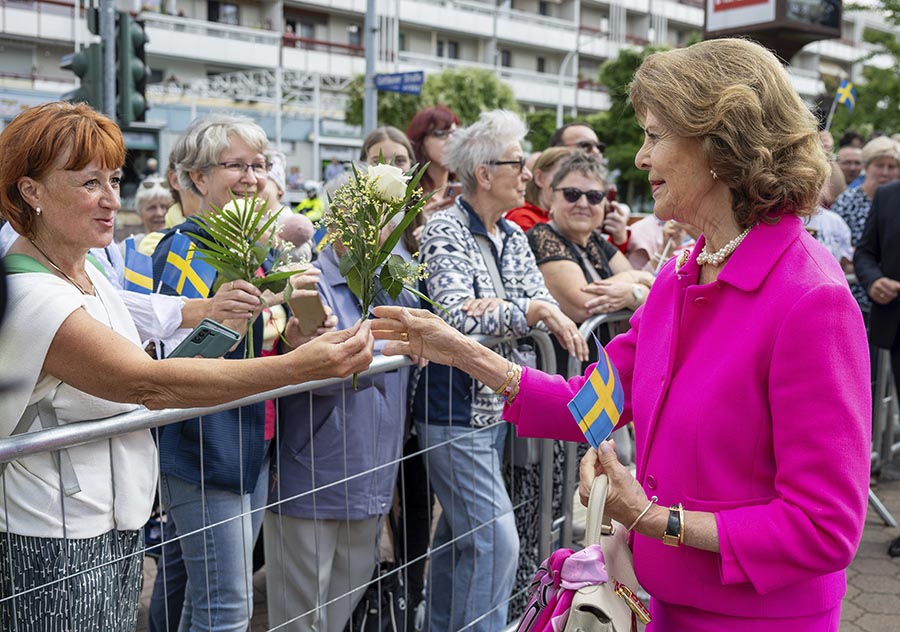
[827,1,900,139]
[344,68,519,129]
[593,45,669,211]
[420,68,519,124]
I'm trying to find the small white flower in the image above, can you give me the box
[367,163,410,201]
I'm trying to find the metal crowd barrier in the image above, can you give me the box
[870,347,899,528]
[0,330,558,632]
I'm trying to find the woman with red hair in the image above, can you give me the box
[406,105,460,218]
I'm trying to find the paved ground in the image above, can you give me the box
[138,466,900,632]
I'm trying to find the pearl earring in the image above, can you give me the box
[710,169,718,180]
[35,207,42,216]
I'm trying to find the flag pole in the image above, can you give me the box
[824,91,839,132]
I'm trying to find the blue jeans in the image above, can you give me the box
[160,458,268,632]
[415,420,519,632]
[148,519,186,632]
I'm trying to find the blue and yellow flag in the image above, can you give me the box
[161,231,216,298]
[836,80,856,113]
[312,226,328,252]
[567,338,624,449]
[123,236,153,294]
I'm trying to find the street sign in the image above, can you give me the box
[374,71,425,95]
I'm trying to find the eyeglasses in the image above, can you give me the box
[369,155,410,168]
[567,140,607,153]
[140,177,168,189]
[214,160,271,177]
[429,128,455,139]
[554,187,606,205]
[488,157,527,173]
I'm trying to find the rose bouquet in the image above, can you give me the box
[188,194,309,357]
[322,161,444,386]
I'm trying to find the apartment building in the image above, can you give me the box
[0,0,895,181]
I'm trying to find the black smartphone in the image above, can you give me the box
[167,318,241,359]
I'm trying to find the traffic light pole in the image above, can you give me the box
[100,0,116,118]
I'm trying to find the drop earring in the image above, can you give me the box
[35,206,42,216]
[709,169,718,180]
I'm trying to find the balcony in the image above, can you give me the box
[656,0,704,27]
[0,0,80,43]
[141,12,280,68]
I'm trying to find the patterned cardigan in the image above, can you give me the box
[411,197,557,427]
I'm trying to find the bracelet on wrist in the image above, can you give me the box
[627,495,658,532]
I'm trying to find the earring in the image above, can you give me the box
[35,206,42,216]
[710,169,718,180]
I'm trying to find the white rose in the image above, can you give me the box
[367,163,410,201]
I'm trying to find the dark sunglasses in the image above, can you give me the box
[555,187,606,205]
[489,157,527,173]
[569,140,607,153]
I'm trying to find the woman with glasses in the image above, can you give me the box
[406,105,461,218]
[528,153,654,323]
[150,113,305,632]
[410,109,587,632]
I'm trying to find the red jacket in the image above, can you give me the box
[506,202,549,233]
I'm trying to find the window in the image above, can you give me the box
[399,32,407,52]
[348,24,362,46]
[437,39,459,59]
[500,49,511,67]
[207,1,239,25]
[538,1,551,16]
[536,56,546,73]
[299,21,315,39]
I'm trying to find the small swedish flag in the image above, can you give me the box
[161,231,217,298]
[123,236,153,294]
[567,338,625,449]
[836,80,856,113]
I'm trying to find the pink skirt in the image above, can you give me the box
[647,599,841,632]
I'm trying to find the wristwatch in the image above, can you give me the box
[662,503,684,547]
[631,284,646,306]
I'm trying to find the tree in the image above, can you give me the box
[344,75,422,130]
[825,1,900,140]
[592,45,668,211]
[344,67,519,129]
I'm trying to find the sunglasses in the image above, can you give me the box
[555,187,606,205]
[489,157,527,173]
[569,140,607,153]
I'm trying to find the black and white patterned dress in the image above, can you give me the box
[832,186,873,307]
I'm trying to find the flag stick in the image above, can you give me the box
[825,93,839,132]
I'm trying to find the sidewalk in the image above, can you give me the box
[842,460,900,632]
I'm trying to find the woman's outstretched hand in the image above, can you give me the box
[288,319,374,381]
[371,306,468,368]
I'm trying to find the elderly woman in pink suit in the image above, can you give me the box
[372,38,871,631]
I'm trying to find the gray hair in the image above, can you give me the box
[444,110,528,195]
[135,176,173,213]
[174,113,268,195]
[550,153,608,190]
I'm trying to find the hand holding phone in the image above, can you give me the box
[167,318,241,358]
[288,285,328,337]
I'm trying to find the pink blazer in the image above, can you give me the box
[506,215,871,622]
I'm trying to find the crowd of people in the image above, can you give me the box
[0,35,898,632]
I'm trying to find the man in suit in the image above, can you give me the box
[854,179,900,557]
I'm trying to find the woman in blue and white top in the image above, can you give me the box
[411,109,587,632]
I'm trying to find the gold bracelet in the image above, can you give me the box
[677,502,685,545]
[494,361,515,395]
[505,363,523,403]
[627,495,658,532]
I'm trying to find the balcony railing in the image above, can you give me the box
[282,32,364,57]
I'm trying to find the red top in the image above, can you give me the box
[506,202,549,232]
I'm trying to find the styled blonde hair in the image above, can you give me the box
[860,136,900,167]
[630,38,829,227]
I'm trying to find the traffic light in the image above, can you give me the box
[116,11,150,126]
[60,43,103,111]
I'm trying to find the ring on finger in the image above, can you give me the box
[400,332,409,342]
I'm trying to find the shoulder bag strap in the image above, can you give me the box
[473,234,507,300]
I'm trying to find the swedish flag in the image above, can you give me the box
[123,236,153,294]
[567,338,624,449]
[161,231,217,298]
[836,80,856,113]
[312,226,328,252]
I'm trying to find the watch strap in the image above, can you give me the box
[662,503,683,547]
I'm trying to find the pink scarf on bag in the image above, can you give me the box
[516,544,610,632]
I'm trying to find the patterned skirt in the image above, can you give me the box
[0,529,143,631]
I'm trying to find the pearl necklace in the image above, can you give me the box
[30,240,96,296]
[696,225,753,267]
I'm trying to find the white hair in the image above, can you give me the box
[444,110,528,195]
